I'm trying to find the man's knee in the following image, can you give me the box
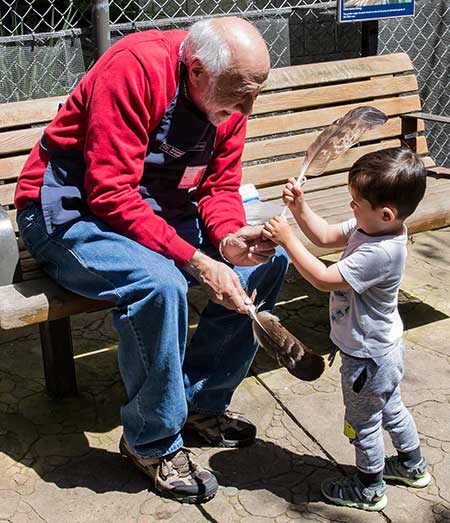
[146,269,188,305]
[122,261,188,307]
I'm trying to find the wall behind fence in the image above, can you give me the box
[0,0,448,166]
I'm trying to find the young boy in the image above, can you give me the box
[262,147,431,511]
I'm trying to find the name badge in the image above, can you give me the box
[177,165,207,190]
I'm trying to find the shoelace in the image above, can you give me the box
[161,447,194,478]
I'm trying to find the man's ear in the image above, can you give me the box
[381,205,397,222]
[188,57,208,87]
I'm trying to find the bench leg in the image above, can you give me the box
[39,318,78,398]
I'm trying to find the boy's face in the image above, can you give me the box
[348,186,388,234]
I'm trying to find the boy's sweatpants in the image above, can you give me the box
[340,342,420,474]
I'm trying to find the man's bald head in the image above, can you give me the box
[183,17,270,78]
[212,17,270,80]
[183,17,270,126]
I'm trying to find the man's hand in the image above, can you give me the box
[219,225,276,266]
[184,250,253,313]
[262,215,295,246]
[283,177,305,211]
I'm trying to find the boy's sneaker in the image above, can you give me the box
[321,474,387,512]
[384,456,431,488]
[184,410,256,448]
[119,436,218,504]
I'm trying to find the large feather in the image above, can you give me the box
[281,106,387,216]
[248,305,325,381]
[299,106,387,180]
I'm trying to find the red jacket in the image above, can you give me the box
[15,29,247,268]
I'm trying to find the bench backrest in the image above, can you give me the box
[0,52,430,281]
[245,52,431,202]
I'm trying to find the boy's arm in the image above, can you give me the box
[263,216,350,292]
[284,178,346,248]
[291,201,346,249]
[283,235,350,292]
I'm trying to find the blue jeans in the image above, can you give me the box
[18,203,288,458]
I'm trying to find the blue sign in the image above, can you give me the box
[338,0,414,23]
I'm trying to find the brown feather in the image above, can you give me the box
[300,106,388,179]
[252,310,325,381]
[281,105,387,216]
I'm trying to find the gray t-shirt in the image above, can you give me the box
[330,218,407,359]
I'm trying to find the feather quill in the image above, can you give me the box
[281,106,388,217]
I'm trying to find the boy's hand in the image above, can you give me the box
[283,177,305,209]
[263,215,295,245]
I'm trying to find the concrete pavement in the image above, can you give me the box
[0,227,449,522]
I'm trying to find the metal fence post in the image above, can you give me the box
[361,20,379,57]
[92,0,110,59]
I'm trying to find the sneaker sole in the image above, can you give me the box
[321,491,388,512]
[384,471,432,488]
[119,441,217,504]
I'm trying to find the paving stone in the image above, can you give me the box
[0,490,20,519]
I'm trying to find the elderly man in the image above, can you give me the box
[15,17,288,502]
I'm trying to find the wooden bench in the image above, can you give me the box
[1,52,449,398]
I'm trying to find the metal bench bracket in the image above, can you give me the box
[0,206,22,285]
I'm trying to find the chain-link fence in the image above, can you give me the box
[378,0,450,167]
[0,1,90,101]
[0,0,448,164]
[0,0,361,102]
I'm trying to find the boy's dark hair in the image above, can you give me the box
[348,147,427,219]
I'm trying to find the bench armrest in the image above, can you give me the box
[403,112,450,125]
[0,207,21,285]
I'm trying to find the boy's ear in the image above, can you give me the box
[381,205,397,222]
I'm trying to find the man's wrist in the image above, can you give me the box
[184,249,212,279]
[218,233,233,263]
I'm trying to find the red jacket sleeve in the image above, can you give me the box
[196,113,247,248]
[82,49,196,268]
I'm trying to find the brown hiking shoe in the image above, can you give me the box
[184,410,257,448]
[119,436,218,503]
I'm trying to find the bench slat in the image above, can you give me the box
[254,156,437,201]
[0,126,43,156]
[247,95,422,139]
[0,154,29,183]
[0,96,66,131]
[244,154,436,194]
[0,182,16,206]
[243,117,414,163]
[263,53,413,92]
[0,278,111,329]
[243,136,428,188]
[323,184,450,225]
[253,75,418,115]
